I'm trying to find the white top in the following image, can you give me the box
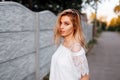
[49,43,89,80]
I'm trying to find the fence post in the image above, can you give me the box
[2,0,5,2]
[34,12,40,80]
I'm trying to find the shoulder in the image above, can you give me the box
[71,42,82,53]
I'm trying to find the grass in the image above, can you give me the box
[43,73,49,80]
[86,39,97,56]
[86,29,102,55]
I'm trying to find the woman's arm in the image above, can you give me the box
[71,43,89,80]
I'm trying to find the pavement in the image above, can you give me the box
[87,31,120,80]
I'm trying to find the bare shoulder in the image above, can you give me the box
[71,42,82,52]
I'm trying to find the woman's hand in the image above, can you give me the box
[80,74,89,80]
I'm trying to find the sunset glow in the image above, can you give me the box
[84,0,119,23]
[97,0,119,22]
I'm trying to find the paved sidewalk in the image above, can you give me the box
[87,31,120,80]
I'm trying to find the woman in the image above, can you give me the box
[49,9,89,80]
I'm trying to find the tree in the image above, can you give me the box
[109,18,117,27]
[107,16,120,31]
[114,0,120,16]
[4,0,83,14]
[113,0,120,31]
[83,0,102,39]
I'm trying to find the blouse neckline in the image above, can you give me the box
[60,43,85,56]
[61,43,71,51]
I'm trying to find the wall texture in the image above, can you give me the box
[0,1,93,80]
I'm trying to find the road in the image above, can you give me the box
[87,31,120,80]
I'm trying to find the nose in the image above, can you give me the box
[60,24,64,29]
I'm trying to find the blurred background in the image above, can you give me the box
[0,0,120,32]
[0,0,120,80]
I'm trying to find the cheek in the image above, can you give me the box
[65,25,74,34]
[68,24,74,30]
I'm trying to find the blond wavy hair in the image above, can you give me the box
[54,9,86,49]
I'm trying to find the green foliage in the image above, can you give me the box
[106,27,116,31]
[86,38,97,55]
[114,5,120,15]
[107,16,120,31]
[4,0,83,14]
[101,22,107,31]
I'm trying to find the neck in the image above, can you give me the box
[63,34,75,46]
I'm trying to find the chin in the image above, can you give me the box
[61,34,69,38]
[60,34,66,37]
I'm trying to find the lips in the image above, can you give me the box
[60,30,65,33]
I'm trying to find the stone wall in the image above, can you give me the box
[0,1,93,80]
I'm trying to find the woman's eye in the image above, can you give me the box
[64,22,69,25]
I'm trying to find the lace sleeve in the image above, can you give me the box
[70,43,89,76]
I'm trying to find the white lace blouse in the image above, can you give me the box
[49,43,89,80]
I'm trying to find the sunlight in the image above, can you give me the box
[84,0,119,23]
[97,0,119,22]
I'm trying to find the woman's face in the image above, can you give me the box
[59,15,74,37]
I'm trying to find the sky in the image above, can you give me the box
[83,0,119,22]
[97,0,119,22]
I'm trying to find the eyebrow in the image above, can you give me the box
[60,20,70,23]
